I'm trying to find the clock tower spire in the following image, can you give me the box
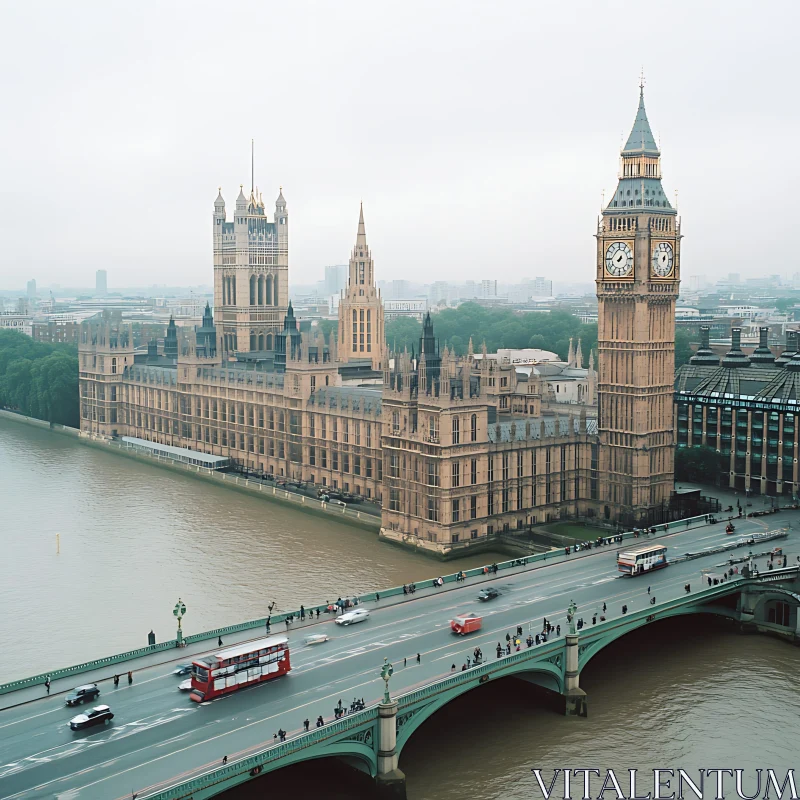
[596,83,681,526]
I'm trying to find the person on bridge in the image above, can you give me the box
[516,625,523,636]
[222,756,228,765]
[127,671,133,684]
[685,583,691,592]
[304,718,310,731]
[278,729,286,742]
[622,605,627,614]
[506,643,511,655]
[316,716,324,727]
[451,663,456,671]
[44,676,50,694]
[602,602,607,613]
[647,586,651,594]
[218,637,223,647]
[467,656,471,667]
[114,674,119,687]
[404,657,407,668]
[556,624,561,636]
[497,644,502,658]
[506,633,511,643]
[592,615,596,625]
[300,605,305,620]
[650,596,656,605]
[416,653,421,664]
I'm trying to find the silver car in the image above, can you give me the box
[335,608,370,626]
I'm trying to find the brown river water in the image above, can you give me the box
[1,419,798,800]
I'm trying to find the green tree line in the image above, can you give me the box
[385,303,598,362]
[0,330,79,427]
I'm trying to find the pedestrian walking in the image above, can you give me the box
[45,676,51,694]
[218,636,223,647]
[300,605,305,621]
[506,632,511,643]
[376,593,380,602]
[416,653,421,664]
[556,624,561,636]
[114,674,120,687]
[647,586,651,595]
[403,656,407,668]
[602,602,607,613]
[127,671,133,685]
[506,643,511,655]
[451,663,456,671]
[222,755,228,765]
[304,718,310,731]
[467,656,471,667]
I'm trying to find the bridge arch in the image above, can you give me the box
[395,661,563,754]
[258,740,378,780]
[577,599,741,673]
[748,587,800,628]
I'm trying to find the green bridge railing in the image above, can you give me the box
[0,513,716,696]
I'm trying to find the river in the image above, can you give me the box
[2,419,798,799]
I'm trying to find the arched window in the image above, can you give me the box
[258,275,264,305]
[265,275,273,306]
[471,414,477,441]
[250,275,256,306]
[266,333,273,350]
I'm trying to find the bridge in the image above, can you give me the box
[1,518,799,800]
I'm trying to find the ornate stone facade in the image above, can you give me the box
[79,86,676,552]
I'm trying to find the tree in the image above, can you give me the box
[315,319,337,343]
[675,328,694,368]
[385,317,422,353]
[0,330,79,427]
[675,446,720,484]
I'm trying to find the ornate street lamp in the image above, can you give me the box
[567,599,578,635]
[173,598,187,646]
[380,657,394,704]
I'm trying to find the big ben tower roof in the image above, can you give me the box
[623,84,660,155]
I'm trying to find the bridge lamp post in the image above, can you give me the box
[380,657,394,704]
[173,598,187,647]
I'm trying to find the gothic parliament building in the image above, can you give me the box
[79,87,681,553]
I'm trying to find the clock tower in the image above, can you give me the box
[596,83,681,525]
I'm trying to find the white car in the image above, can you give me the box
[178,679,193,691]
[304,633,330,645]
[335,608,370,626]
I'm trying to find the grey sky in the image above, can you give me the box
[2,0,798,290]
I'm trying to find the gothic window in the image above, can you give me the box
[471,414,477,442]
[451,461,460,488]
[452,417,460,444]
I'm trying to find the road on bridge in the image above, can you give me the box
[0,515,795,799]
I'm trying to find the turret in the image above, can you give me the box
[775,330,797,367]
[689,326,720,366]
[722,328,749,369]
[748,327,775,367]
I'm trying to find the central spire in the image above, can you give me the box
[356,202,367,248]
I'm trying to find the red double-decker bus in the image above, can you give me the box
[189,635,290,702]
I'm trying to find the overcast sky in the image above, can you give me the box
[2,0,798,291]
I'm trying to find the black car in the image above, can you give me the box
[69,705,114,730]
[173,663,193,676]
[478,587,499,601]
[65,684,100,706]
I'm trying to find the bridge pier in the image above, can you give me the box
[738,589,759,635]
[375,700,407,800]
[563,631,587,717]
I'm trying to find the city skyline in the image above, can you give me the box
[2,1,799,289]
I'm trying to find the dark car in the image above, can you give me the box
[69,705,114,731]
[173,663,193,676]
[478,587,499,601]
[65,684,100,706]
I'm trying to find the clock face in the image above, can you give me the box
[652,242,674,277]
[605,242,633,277]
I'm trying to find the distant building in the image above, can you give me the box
[31,319,80,344]
[26,279,36,299]
[530,277,553,297]
[96,270,108,297]
[0,312,32,337]
[324,265,348,296]
[384,300,427,322]
[481,279,497,298]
